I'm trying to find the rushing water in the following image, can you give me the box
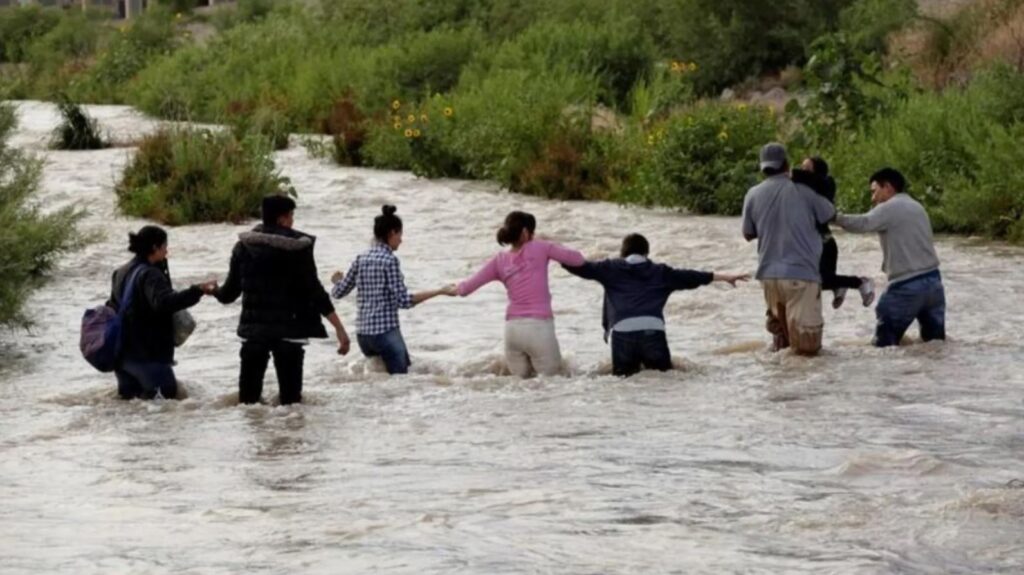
[1,102,1023,574]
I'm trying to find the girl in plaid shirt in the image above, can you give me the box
[331,205,452,374]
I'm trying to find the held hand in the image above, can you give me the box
[715,272,751,287]
[330,271,344,284]
[336,328,351,356]
[440,284,458,297]
[198,280,219,295]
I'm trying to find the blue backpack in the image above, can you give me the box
[80,265,146,373]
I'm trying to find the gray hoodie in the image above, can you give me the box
[836,193,940,284]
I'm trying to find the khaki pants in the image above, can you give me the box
[762,279,823,356]
[504,318,563,378]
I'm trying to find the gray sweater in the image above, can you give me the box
[836,193,940,283]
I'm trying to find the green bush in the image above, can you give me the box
[50,99,107,150]
[0,5,62,64]
[462,18,656,109]
[0,103,84,328]
[75,8,178,103]
[617,103,778,214]
[443,69,597,187]
[116,127,294,225]
[828,65,1024,242]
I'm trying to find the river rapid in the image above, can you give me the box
[1,102,1022,574]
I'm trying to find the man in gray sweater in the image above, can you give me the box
[834,168,945,347]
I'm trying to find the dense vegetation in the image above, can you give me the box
[115,127,294,225]
[0,103,83,328]
[2,0,1023,241]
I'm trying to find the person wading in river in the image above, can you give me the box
[330,205,453,375]
[791,156,875,310]
[447,211,585,378]
[741,143,836,355]
[109,225,217,400]
[833,168,945,347]
[563,233,749,376]
[215,195,351,405]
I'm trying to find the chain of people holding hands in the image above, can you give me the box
[87,142,945,403]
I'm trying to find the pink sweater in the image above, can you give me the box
[457,239,585,320]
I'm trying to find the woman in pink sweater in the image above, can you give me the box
[449,211,585,377]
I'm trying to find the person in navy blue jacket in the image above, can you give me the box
[564,234,748,376]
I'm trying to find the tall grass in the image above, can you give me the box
[50,99,107,150]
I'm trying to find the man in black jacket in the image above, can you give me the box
[215,196,351,405]
[565,234,747,377]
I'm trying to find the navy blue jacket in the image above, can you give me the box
[563,258,713,338]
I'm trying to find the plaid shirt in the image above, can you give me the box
[331,243,414,335]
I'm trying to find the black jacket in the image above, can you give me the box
[792,169,836,236]
[215,224,335,341]
[564,258,713,339]
[108,257,203,364]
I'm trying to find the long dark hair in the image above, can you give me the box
[496,211,536,247]
[128,225,167,258]
[374,204,403,243]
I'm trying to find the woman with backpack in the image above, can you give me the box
[108,225,216,400]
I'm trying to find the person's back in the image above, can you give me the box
[454,211,584,377]
[742,143,835,356]
[859,193,939,283]
[215,195,349,404]
[223,224,332,340]
[563,233,746,376]
[483,239,570,319]
[742,174,833,282]
[834,168,944,347]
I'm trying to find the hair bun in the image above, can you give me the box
[382,205,397,216]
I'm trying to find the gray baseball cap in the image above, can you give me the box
[759,142,788,171]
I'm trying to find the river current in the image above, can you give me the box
[1,102,1022,574]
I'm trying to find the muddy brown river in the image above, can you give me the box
[1,102,1022,574]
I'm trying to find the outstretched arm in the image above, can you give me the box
[214,243,243,304]
[140,268,204,314]
[562,260,607,282]
[712,272,751,287]
[331,259,359,299]
[546,242,585,267]
[456,256,499,297]
[835,203,892,233]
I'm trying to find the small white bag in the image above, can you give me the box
[172,310,197,347]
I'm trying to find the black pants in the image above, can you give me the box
[239,340,305,405]
[611,330,673,377]
[821,237,861,292]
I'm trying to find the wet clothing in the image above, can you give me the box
[563,256,713,340]
[792,169,862,293]
[216,224,335,404]
[821,237,863,292]
[742,174,836,282]
[457,240,585,320]
[762,279,824,355]
[357,329,411,375]
[835,193,940,284]
[504,318,563,377]
[216,224,336,341]
[611,330,673,377]
[108,257,203,364]
[115,360,178,400]
[873,270,946,347]
[239,339,305,405]
[332,242,414,336]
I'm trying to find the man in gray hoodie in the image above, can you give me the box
[834,168,945,347]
